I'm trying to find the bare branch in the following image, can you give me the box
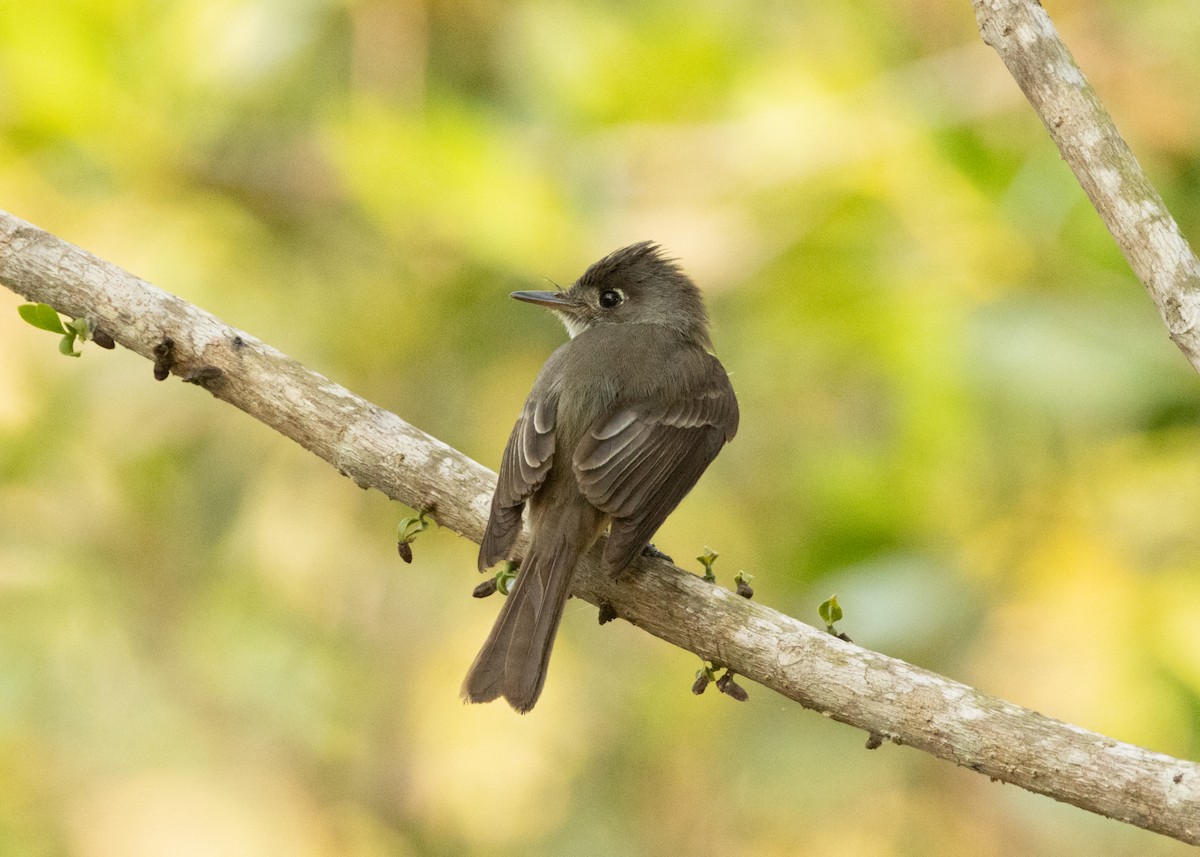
[973,0,1200,370]
[2,209,1197,844]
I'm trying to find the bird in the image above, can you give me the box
[462,241,739,712]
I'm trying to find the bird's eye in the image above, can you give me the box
[599,289,623,309]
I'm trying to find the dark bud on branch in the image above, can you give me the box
[473,578,498,598]
[716,670,749,702]
[152,336,175,381]
[597,601,618,625]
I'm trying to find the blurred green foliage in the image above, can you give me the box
[3,0,1200,854]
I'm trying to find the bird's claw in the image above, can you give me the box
[641,543,673,563]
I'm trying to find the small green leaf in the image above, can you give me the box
[697,546,718,582]
[58,332,82,357]
[67,317,90,339]
[396,509,432,545]
[818,594,843,630]
[19,303,67,334]
[496,561,518,595]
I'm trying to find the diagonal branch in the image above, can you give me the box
[973,0,1200,372]
[2,209,1197,843]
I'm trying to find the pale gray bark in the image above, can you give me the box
[974,0,1200,369]
[2,209,1197,843]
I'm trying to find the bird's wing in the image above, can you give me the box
[573,358,738,575]
[478,390,558,569]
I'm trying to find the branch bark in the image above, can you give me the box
[2,209,1197,843]
[973,0,1200,371]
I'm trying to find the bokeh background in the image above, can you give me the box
[2,0,1200,854]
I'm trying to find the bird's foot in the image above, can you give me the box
[641,543,673,564]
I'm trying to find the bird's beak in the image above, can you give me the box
[510,290,577,310]
[511,289,589,339]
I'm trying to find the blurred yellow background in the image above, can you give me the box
[2,0,1200,854]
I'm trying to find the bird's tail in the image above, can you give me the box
[462,523,588,713]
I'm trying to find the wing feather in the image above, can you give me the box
[573,357,738,576]
[479,391,558,569]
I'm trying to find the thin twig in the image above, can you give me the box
[974,0,1200,370]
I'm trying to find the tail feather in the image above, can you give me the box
[462,535,579,713]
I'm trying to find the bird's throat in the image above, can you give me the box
[554,312,589,339]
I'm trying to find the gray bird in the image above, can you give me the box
[463,242,739,712]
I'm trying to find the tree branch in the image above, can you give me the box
[973,0,1200,371]
[2,209,1197,842]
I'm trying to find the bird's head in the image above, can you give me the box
[511,242,712,348]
